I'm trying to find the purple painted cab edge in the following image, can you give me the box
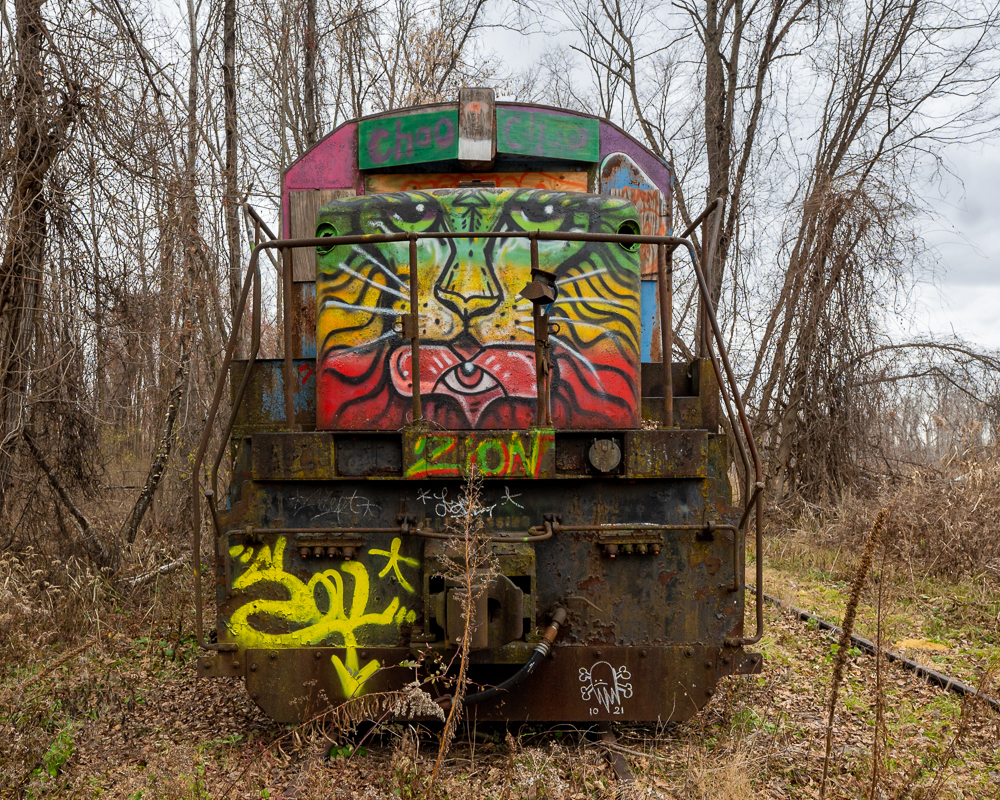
[281,103,673,236]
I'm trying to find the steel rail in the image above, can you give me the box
[699,196,725,358]
[192,219,765,651]
[243,203,279,243]
[227,521,555,543]
[191,225,260,652]
[674,197,723,244]
[554,522,735,532]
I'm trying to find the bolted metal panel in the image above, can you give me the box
[641,361,694,398]
[240,644,762,724]
[336,435,404,477]
[641,396,703,429]
[231,359,317,433]
[465,645,763,722]
[245,647,414,723]
[252,432,335,481]
[624,430,707,479]
[215,478,742,648]
[695,358,720,430]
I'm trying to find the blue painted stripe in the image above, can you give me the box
[640,279,659,362]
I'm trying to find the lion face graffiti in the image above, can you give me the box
[315,188,640,430]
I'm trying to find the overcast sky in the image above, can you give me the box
[490,18,1000,351]
[911,145,1000,348]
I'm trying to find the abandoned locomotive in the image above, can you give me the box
[193,89,764,724]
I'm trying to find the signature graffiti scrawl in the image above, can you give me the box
[228,536,418,696]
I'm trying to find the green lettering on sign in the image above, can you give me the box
[496,110,599,162]
[359,110,459,169]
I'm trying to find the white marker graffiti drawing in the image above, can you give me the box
[415,486,524,518]
[579,662,633,714]
[431,487,497,519]
[285,490,381,524]
[501,486,523,509]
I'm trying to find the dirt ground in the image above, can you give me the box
[4,571,998,800]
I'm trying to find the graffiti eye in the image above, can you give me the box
[316,221,338,256]
[439,363,499,395]
[617,220,641,252]
[511,205,565,232]
[387,197,438,232]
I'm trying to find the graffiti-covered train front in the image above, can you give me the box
[196,90,762,723]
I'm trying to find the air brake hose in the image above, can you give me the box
[439,607,568,711]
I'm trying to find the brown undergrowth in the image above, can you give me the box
[810,443,1000,582]
[1,560,997,798]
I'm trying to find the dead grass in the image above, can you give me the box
[811,443,1000,582]
[1,577,997,798]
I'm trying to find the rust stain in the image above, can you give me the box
[657,570,678,585]
[578,576,602,590]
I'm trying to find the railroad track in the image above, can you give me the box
[755,588,999,713]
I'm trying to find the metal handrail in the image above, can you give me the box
[685,201,765,646]
[191,218,764,651]
[243,203,278,243]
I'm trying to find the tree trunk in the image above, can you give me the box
[303,0,319,147]
[0,0,79,519]
[223,0,241,307]
[119,334,190,545]
[702,0,733,307]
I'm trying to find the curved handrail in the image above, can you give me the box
[191,219,764,651]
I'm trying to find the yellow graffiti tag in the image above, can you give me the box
[368,537,420,592]
[229,537,401,649]
[331,648,382,698]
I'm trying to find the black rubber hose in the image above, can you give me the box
[464,648,548,706]
[449,607,568,709]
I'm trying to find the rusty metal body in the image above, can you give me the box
[194,92,764,724]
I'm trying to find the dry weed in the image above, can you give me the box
[821,507,890,797]
[428,468,498,790]
[678,742,759,800]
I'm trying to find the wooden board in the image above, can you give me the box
[288,189,355,281]
[365,171,588,194]
[458,87,496,167]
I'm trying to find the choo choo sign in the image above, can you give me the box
[358,107,600,169]
[359,110,459,170]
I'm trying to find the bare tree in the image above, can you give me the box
[0,0,82,519]
[746,0,1000,499]
[542,0,1000,500]
[224,0,242,305]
